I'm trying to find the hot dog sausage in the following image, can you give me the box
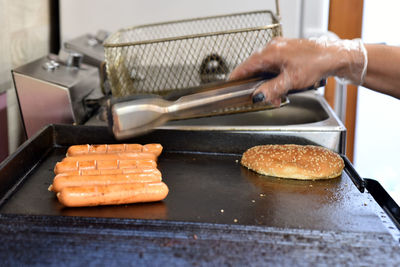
[56,167,160,177]
[50,170,162,192]
[62,152,157,163]
[54,159,157,175]
[66,144,163,157]
[82,167,160,176]
[57,182,169,207]
[142,144,163,157]
[87,168,159,177]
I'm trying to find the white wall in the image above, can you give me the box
[60,0,304,42]
[355,0,400,204]
[301,0,329,38]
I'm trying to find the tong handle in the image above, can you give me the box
[169,78,264,119]
[169,75,325,119]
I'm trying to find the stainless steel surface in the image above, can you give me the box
[159,91,346,154]
[111,78,288,140]
[12,55,102,138]
[12,73,74,138]
[95,30,109,43]
[64,31,108,68]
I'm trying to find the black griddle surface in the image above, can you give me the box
[0,125,389,233]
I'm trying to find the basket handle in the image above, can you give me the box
[275,0,280,18]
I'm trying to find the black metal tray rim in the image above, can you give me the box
[0,212,383,241]
[0,124,57,169]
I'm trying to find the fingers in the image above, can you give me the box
[230,37,290,106]
[229,50,266,81]
[229,43,281,81]
[252,72,291,107]
[230,37,288,81]
[270,98,282,107]
[230,37,329,107]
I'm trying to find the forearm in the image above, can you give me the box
[362,44,400,99]
[230,38,400,104]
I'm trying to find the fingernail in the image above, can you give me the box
[252,93,265,103]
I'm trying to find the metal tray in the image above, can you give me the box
[1,124,399,265]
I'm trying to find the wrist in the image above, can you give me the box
[311,37,367,85]
[332,39,368,85]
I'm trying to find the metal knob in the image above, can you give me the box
[42,60,60,71]
[67,52,83,68]
[95,30,109,43]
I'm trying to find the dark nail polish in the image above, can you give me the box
[252,93,265,103]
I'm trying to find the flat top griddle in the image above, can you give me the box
[0,124,399,265]
[0,146,388,233]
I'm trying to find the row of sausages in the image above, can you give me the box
[49,144,169,207]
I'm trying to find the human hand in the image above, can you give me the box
[229,37,367,106]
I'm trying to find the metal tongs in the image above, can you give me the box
[108,74,325,140]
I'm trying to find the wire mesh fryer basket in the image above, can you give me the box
[104,9,282,98]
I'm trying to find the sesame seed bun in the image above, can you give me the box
[241,144,344,180]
